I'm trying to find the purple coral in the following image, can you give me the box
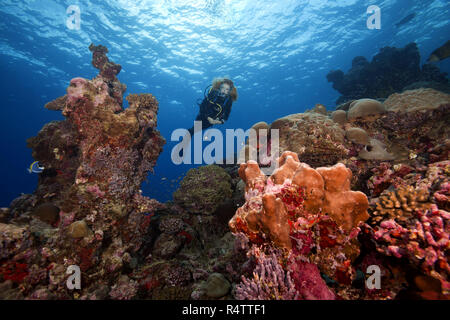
[235,250,299,300]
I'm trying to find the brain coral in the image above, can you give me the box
[173,165,232,214]
[331,110,347,125]
[345,127,369,145]
[347,99,386,120]
[269,112,349,167]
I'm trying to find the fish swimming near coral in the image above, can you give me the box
[427,40,450,62]
[27,161,45,174]
[395,13,416,27]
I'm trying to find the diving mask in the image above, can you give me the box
[218,83,232,97]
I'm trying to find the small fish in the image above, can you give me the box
[427,40,450,62]
[27,161,45,174]
[395,13,416,27]
[161,177,167,180]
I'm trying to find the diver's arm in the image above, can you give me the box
[221,101,233,123]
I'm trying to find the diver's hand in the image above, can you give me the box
[207,117,222,125]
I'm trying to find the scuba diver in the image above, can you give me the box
[176,77,238,159]
[187,77,238,137]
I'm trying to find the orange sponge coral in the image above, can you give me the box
[230,151,369,249]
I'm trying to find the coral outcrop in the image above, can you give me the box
[347,99,386,120]
[364,160,449,295]
[269,113,348,167]
[327,42,448,105]
[173,164,233,215]
[230,151,369,293]
[0,44,165,299]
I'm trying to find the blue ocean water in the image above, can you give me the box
[0,0,449,206]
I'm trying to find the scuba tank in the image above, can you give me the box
[199,85,230,119]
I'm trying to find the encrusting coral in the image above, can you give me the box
[369,186,431,224]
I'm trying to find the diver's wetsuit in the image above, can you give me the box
[187,89,233,136]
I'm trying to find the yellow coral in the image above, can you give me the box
[370,186,431,224]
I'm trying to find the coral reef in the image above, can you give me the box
[0,44,165,299]
[230,152,369,292]
[230,111,449,299]
[2,38,449,302]
[367,192,449,293]
[363,160,449,293]
[327,42,448,104]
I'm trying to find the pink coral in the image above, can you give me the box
[287,258,335,300]
[369,203,449,290]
